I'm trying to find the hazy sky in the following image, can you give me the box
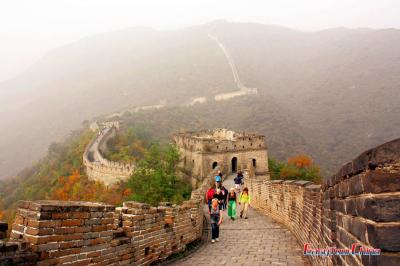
[1,0,400,81]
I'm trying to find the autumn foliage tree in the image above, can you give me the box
[287,155,312,168]
[269,155,322,183]
[51,170,125,205]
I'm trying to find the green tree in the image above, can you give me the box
[268,158,285,180]
[103,126,150,163]
[125,143,191,205]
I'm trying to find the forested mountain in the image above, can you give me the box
[1,21,399,178]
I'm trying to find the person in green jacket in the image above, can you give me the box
[227,188,238,220]
[239,187,251,219]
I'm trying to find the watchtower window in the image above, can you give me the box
[212,162,218,169]
[242,145,245,149]
[252,159,257,168]
[217,145,219,149]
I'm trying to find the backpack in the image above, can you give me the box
[207,189,215,200]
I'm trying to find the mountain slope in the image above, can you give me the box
[1,21,400,177]
[212,22,400,171]
[0,25,236,178]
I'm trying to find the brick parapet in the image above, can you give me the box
[1,169,216,266]
[246,138,400,266]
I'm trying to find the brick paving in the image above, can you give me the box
[172,177,309,266]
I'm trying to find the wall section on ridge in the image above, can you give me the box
[83,125,134,186]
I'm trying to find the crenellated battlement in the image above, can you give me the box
[83,122,134,186]
[174,128,265,153]
[174,129,268,180]
[245,138,400,266]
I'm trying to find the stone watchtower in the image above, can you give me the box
[173,129,268,180]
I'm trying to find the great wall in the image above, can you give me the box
[208,26,258,101]
[0,28,398,265]
[246,137,400,266]
[83,121,134,186]
[1,126,399,265]
[101,28,258,121]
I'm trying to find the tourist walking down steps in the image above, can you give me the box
[239,187,251,219]
[234,171,244,193]
[227,188,238,220]
[210,198,223,243]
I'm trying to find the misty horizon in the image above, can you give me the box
[1,21,400,83]
[1,0,400,82]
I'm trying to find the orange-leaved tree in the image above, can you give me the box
[287,155,313,168]
[50,170,125,205]
[269,155,322,183]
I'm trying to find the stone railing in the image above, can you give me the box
[83,126,134,186]
[245,138,400,266]
[0,169,217,265]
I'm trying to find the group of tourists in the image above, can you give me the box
[205,171,251,243]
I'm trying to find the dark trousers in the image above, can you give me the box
[208,200,212,212]
[211,223,219,239]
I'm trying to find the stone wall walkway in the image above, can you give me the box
[172,177,309,266]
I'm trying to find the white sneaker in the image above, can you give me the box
[216,238,219,242]
[211,239,215,243]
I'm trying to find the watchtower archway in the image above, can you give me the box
[231,157,238,173]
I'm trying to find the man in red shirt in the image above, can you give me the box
[206,186,216,212]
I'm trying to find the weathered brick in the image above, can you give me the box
[348,174,363,195]
[362,171,400,193]
[356,196,400,222]
[51,212,69,219]
[61,219,84,227]
[344,198,357,216]
[367,223,400,251]
[333,199,346,213]
[71,212,90,219]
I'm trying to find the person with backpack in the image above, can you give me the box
[215,174,222,188]
[234,171,244,192]
[239,187,251,219]
[206,185,215,212]
[220,185,228,210]
[227,188,238,220]
[213,188,225,211]
[218,171,224,182]
[210,198,223,243]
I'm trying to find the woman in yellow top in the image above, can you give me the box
[239,187,251,219]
